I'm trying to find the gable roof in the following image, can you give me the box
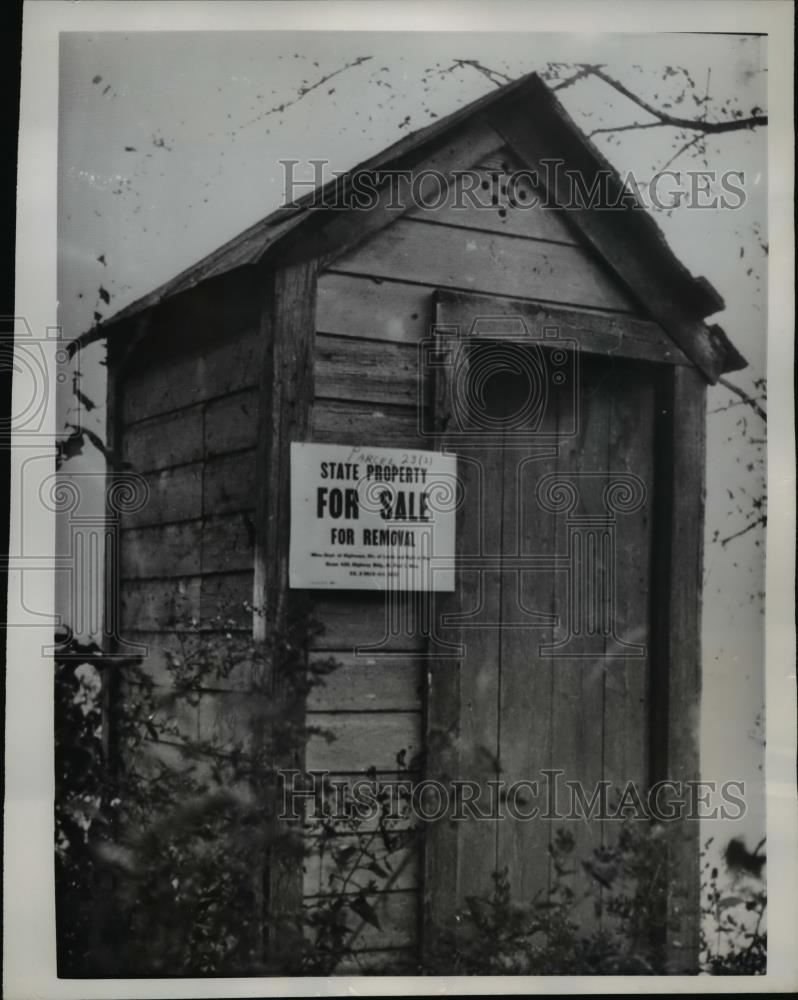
[69,71,745,381]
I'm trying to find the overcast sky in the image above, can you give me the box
[57,30,768,847]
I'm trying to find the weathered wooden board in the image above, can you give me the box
[202,514,256,574]
[122,328,260,424]
[312,400,426,449]
[298,774,419,834]
[204,389,259,457]
[544,358,613,926]
[317,273,432,344]
[491,88,727,380]
[305,711,422,773]
[434,290,690,367]
[333,218,639,313]
[120,514,254,579]
[661,365,706,971]
[118,627,259,691]
[120,522,203,579]
[315,334,421,406]
[602,364,654,827]
[121,451,256,531]
[424,322,508,924]
[307,654,423,713]
[199,570,254,625]
[120,577,203,632]
[309,594,429,653]
[203,450,258,516]
[196,689,270,753]
[124,407,204,473]
[406,166,579,245]
[282,117,503,269]
[122,387,257,476]
[118,679,202,745]
[495,410,559,901]
[119,571,253,633]
[123,464,204,529]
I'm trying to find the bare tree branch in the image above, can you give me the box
[240,56,373,128]
[455,60,767,140]
[720,514,766,548]
[718,377,767,424]
[588,120,671,137]
[583,66,767,136]
[550,64,603,92]
[446,58,513,88]
[656,132,705,173]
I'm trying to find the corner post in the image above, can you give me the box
[662,364,706,972]
[253,259,318,969]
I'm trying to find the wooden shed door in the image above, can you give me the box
[426,303,658,921]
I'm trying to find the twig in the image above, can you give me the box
[583,66,767,136]
[654,133,704,173]
[446,58,513,88]
[719,515,766,548]
[717,377,767,423]
[239,56,373,129]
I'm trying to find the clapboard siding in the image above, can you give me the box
[307,654,423,713]
[312,399,425,449]
[124,407,205,471]
[120,572,253,633]
[317,273,432,344]
[306,712,421,773]
[122,327,260,424]
[332,218,640,313]
[309,593,428,653]
[315,334,420,406]
[120,625,261,691]
[300,774,418,831]
[120,513,254,580]
[124,463,204,528]
[405,166,579,245]
[115,320,261,952]
[205,389,259,456]
[122,450,256,529]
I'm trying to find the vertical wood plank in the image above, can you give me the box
[662,365,706,972]
[496,385,559,900]
[103,314,153,758]
[546,357,610,926]
[603,366,653,811]
[424,319,504,941]
[252,259,318,968]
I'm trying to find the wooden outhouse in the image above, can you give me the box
[83,72,745,973]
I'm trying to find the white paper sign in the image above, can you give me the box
[289,442,457,590]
